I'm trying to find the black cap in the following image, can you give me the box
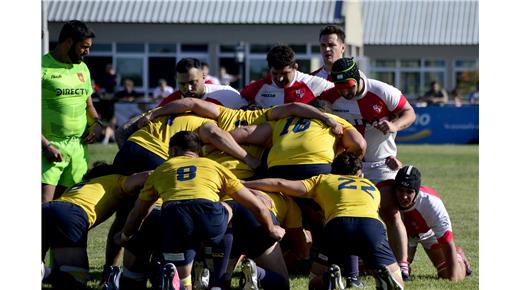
[395,165,421,194]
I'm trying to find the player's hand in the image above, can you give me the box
[244,154,261,170]
[325,117,343,136]
[385,156,402,170]
[373,119,397,134]
[82,121,102,144]
[137,113,153,128]
[43,144,63,163]
[269,225,286,241]
[113,231,132,246]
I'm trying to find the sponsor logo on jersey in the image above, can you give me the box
[261,93,276,98]
[77,72,85,82]
[295,89,305,99]
[56,88,89,96]
[50,75,62,79]
[373,104,383,113]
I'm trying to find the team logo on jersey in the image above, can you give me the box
[77,72,85,82]
[295,89,305,99]
[372,104,383,113]
[261,93,276,98]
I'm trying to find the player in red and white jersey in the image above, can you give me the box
[394,166,472,282]
[241,45,334,108]
[158,58,247,109]
[320,57,416,183]
[310,25,346,81]
[320,57,416,281]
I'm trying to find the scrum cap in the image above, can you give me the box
[395,165,421,195]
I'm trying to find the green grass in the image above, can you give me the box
[72,144,479,289]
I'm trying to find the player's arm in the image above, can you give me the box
[199,122,261,170]
[438,240,464,282]
[340,128,367,159]
[123,171,153,193]
[138,98,221,127]
[243,178,309,198]
[229,123,273,147]
[118,198,156,244]
[42,134,62,162]
[268,103,342,135]
[83,95,102,144]
[229,187,285,241]
[375,101,416,134]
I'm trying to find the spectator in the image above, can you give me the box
[152,78,174,100]
[114,78,142,102]
[420,81,449,105]
[450,88,464,108]
[201,62,221,85]
[466,82,479,104]
[99,63,118,97]
[219,66,239,86]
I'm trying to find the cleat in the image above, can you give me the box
[162,263,181,290]
[193,261,210,290]
[241,258,259,290]
[346,275,365,288]
[328,264,346,290]
[375,266,403,290]
[102,266,121,290]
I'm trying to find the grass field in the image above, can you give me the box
[73,143,478,289]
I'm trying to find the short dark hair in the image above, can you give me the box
[58,20,95,43]
[169,131,202,154]
[201,61,210,69]
[319,25,345,43]
[82,161,115,180]
[176,58,202,74]
[331,152,362,175]
[309,98,333,113]
[267,45,296,69]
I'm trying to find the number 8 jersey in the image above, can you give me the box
[138,156,244,203]
[301,174,382,225]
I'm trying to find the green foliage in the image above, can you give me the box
[48,144,478,289]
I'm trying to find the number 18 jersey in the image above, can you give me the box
[301,174,381,224]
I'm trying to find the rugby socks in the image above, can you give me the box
[211,228,234,286]
[346,255,360,277]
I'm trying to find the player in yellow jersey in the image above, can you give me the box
[117,131,285,290]
[244,152,405,290]
[41,163,150,290]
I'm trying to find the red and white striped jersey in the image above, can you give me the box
[240,71,334,108]
[158,83,247,109]
[401,186,454,245]
[320,72,409,162]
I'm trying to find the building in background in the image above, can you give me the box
[44,0,478,100]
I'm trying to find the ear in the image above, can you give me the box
[293,62,299,71]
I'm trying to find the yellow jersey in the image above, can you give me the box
[57,175,131,228]
[301,174,382,224]
[139,156,244,203]
[267,113,355,167]
[205,106,272,179]
[264,191,302,229]
[128,113,216,159]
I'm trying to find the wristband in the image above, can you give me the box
[121,232,133,242]
[89,118,103,127]
[42,143,52,151]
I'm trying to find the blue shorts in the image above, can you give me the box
[315,217,396,269]
[42,201,89,258]
[125,207,162,258]
[161,199,229,266]
[265,163,331,180]
[113,141,166,175]
[225,200,279,259]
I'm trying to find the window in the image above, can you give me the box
[84,56,114,85]
[181,44,208,53]
[369,58,447,99]
[148,57,177,90]
[149,43,177,53]
[116,57,144,87]
[116,43,145,53]
[454,59,478,96]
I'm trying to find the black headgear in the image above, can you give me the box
[395,165,421,196]
[330,57,361,89]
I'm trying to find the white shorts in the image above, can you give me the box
[408,229,438,250]
[362,160,398,185]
